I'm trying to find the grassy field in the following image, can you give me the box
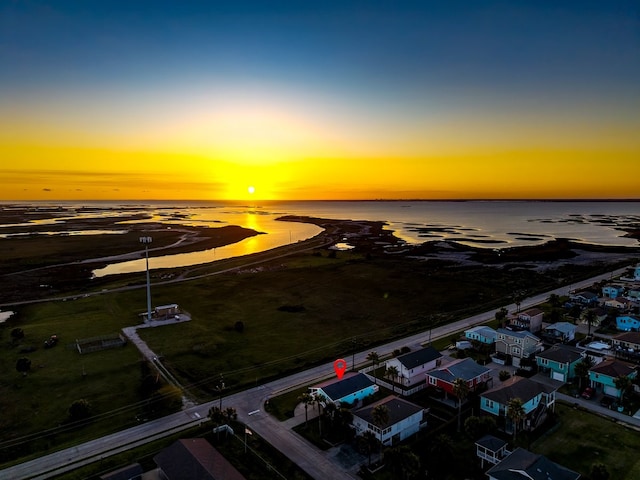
[0,244,634,466]
[533,402,640,479]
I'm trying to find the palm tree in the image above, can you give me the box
[548,293,560,307]
[360,430,378,467]
[574,355,595,390]
[386,365,400,393]
[313,392,327,435]
[384,445,420,479]
[208,406,226,440]
[614,375,632,404]
[584,309,597,337]
[366,351,380,384]
[298,392,314,428]
[452,377,470,433]
[506,397,526,442]
[371,404,390,450]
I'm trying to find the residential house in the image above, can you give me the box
[153,438,245,480]
[605,297,635,311]
[536,344,585,382]
[352,395,426,446]
[612,331,640,362]
[570,291,599,306]
[309,372,378,407]
[480,377,557,432]
[486,448,580,480]
[426,357,492,397]
[475,435,510,468]
[541,322,576,344]
[588,358,637,398]
[384,346,443,388]
[616,314,640,332]
[602,283,625,298]
[509,308,544,333]
[634,264,640,282]
[465,325,497,345]
[627,286,640,301]
[494,329,543,367]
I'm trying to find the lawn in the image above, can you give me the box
[532,402,640,479]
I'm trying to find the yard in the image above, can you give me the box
[532,402,640,479]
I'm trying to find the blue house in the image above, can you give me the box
[542,322,577,344]
[536,344,585,382]
[602,283,625,299]
[465,326,497,345]
[310,372,378,407]
[588,358,637,398]
[480,377,557,432]
[616,314,640,332]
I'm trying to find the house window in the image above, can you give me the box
[429,376,437,385]
[484,398,494,409]
[560,364,564,370]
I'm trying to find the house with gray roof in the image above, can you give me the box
[541,321,576,344]
[465,325,497,345]
[494,329,543,368]
[384,346,443,388]
[486,447,580,480]
[480,377,557,433]
[352,395,426,446]
[475,435,510,468]
[426,357,492,398]
[309,372,378,407]
[536,344,585,382]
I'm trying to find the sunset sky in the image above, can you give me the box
[1,1,639,201]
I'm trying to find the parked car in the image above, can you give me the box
[581,387,595,399]
[600,396,615,409]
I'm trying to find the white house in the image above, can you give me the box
[352,396,426,446]
[494,329,543,367]
[384,346,442,388]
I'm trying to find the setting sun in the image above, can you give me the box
[248,186,255,195]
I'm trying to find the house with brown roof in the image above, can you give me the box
[509,308,544,333]
[153,438,245,480]
[588,359,637,398]
[612,331,640,362]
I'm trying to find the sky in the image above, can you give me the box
[1,0,639,201]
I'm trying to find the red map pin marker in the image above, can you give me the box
[333,359,347,379]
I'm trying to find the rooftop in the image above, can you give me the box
[536,344,584,364]
[394,346,442,369]
[428,357,491,383]
[313,372,375,402]
[590,358,636,378]
[482,376,557,405]
[353,395,423,426]
[486,447,580,480]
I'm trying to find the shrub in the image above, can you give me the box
[499,370,511,381]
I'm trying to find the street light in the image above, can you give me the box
[140,236,153,322]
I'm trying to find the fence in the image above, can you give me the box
[75,333,127,354]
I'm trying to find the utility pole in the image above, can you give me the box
[140,236,153,322]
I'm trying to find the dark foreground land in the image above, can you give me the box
[0,206,639,467]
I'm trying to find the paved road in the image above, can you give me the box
[0,266,631,480]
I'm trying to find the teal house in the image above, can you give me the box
[480,377,557,432]
[464,326,497,345]
[536,345,585,383]
[588,359,636,398]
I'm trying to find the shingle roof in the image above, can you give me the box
[428,357,491,383]
[395,346,442,369]
[475,434,507,452]
[522,308,543,316]
[590,359,635,378]
[315,372,375,402]
[613,331,640,345]
[353,395,423,426]
[482,377,557,405]
[154,439,245,480]
[537,344,584,364]
[497,328,541,341]
[544,322,576,335]
[466,325,498,340]
[486,448,580,480]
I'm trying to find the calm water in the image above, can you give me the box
[2,200,639,276]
